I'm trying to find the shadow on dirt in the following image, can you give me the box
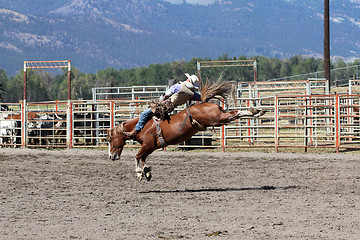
[139,185,301,194]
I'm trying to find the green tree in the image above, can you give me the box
[51,69,69,100]
[0,69,8,102]
[257,56,282,80]
[26,69,51,102]
[280,59,292,78]
[72,73,96,100]
[6,71,24,103]
[1,55,359,103]
[96,68,120,87]
[171,60,186,82]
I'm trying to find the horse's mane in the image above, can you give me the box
[200,75,235,103]
[112,122,125,136]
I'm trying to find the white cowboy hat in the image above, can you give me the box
[185,73,199,88]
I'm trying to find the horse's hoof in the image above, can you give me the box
[255,110,267,118]
[145,171,152,181]
[136,170,143,182]
[249,107,260,115]
[143,166,152,181]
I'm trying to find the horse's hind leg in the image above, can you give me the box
[212,109,255,125]
[209,108,265,126]
[228,108,265,121]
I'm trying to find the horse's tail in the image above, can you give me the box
[200,74,235,103]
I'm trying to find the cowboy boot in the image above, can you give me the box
[124,129,139,139]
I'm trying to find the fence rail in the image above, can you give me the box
[1,94,360,152]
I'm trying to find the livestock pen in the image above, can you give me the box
[0,92,360,153]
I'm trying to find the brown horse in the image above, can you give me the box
[107,81,265,181]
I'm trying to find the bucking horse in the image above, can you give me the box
[107,80,266,181]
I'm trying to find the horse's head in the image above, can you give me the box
[107,124,126,160]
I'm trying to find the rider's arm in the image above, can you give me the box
[159,89,172,101]
[159,84,181,101]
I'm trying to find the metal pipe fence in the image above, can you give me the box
[0,95,360,152]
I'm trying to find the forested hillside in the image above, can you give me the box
[0,0,359,76]
[0,55,359,103]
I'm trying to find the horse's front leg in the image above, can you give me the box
[134,147,154,182]
[135,158,144,181]
[143,162,152,182]
[134,158,152,182]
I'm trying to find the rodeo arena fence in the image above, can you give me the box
[1,60,360,153]
[1,79,360,153]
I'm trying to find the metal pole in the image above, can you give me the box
[67,60,72,148]
[221,100,225,152]
[197,62,202,89]
[67,60,71,100]
[253,60,257,82]
[22,62,27,148]
[335,94,340,153]
[110,101,115,129]
[275,95,279,153]
[23,62,27,102]
[324,0,331,90]
[67,101,73,148]
[21,100,26,148]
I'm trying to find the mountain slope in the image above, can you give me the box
[0,0,359,76]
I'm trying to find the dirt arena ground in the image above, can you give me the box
[1,148,360,239]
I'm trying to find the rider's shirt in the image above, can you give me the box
[134,81,201,131]
[167,82,201,106]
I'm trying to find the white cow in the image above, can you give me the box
[0,113,18,146]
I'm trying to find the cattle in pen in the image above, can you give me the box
[0,112,20,146]
[0,118,19,146]
[31,114,65,146]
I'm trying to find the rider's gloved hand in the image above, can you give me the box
[159,89,172,101]
[159,95,167,101]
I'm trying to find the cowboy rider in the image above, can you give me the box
[125,73,201,139]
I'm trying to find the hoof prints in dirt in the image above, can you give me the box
[1,149,360,239]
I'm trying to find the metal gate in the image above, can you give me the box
[1,95,360,152]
